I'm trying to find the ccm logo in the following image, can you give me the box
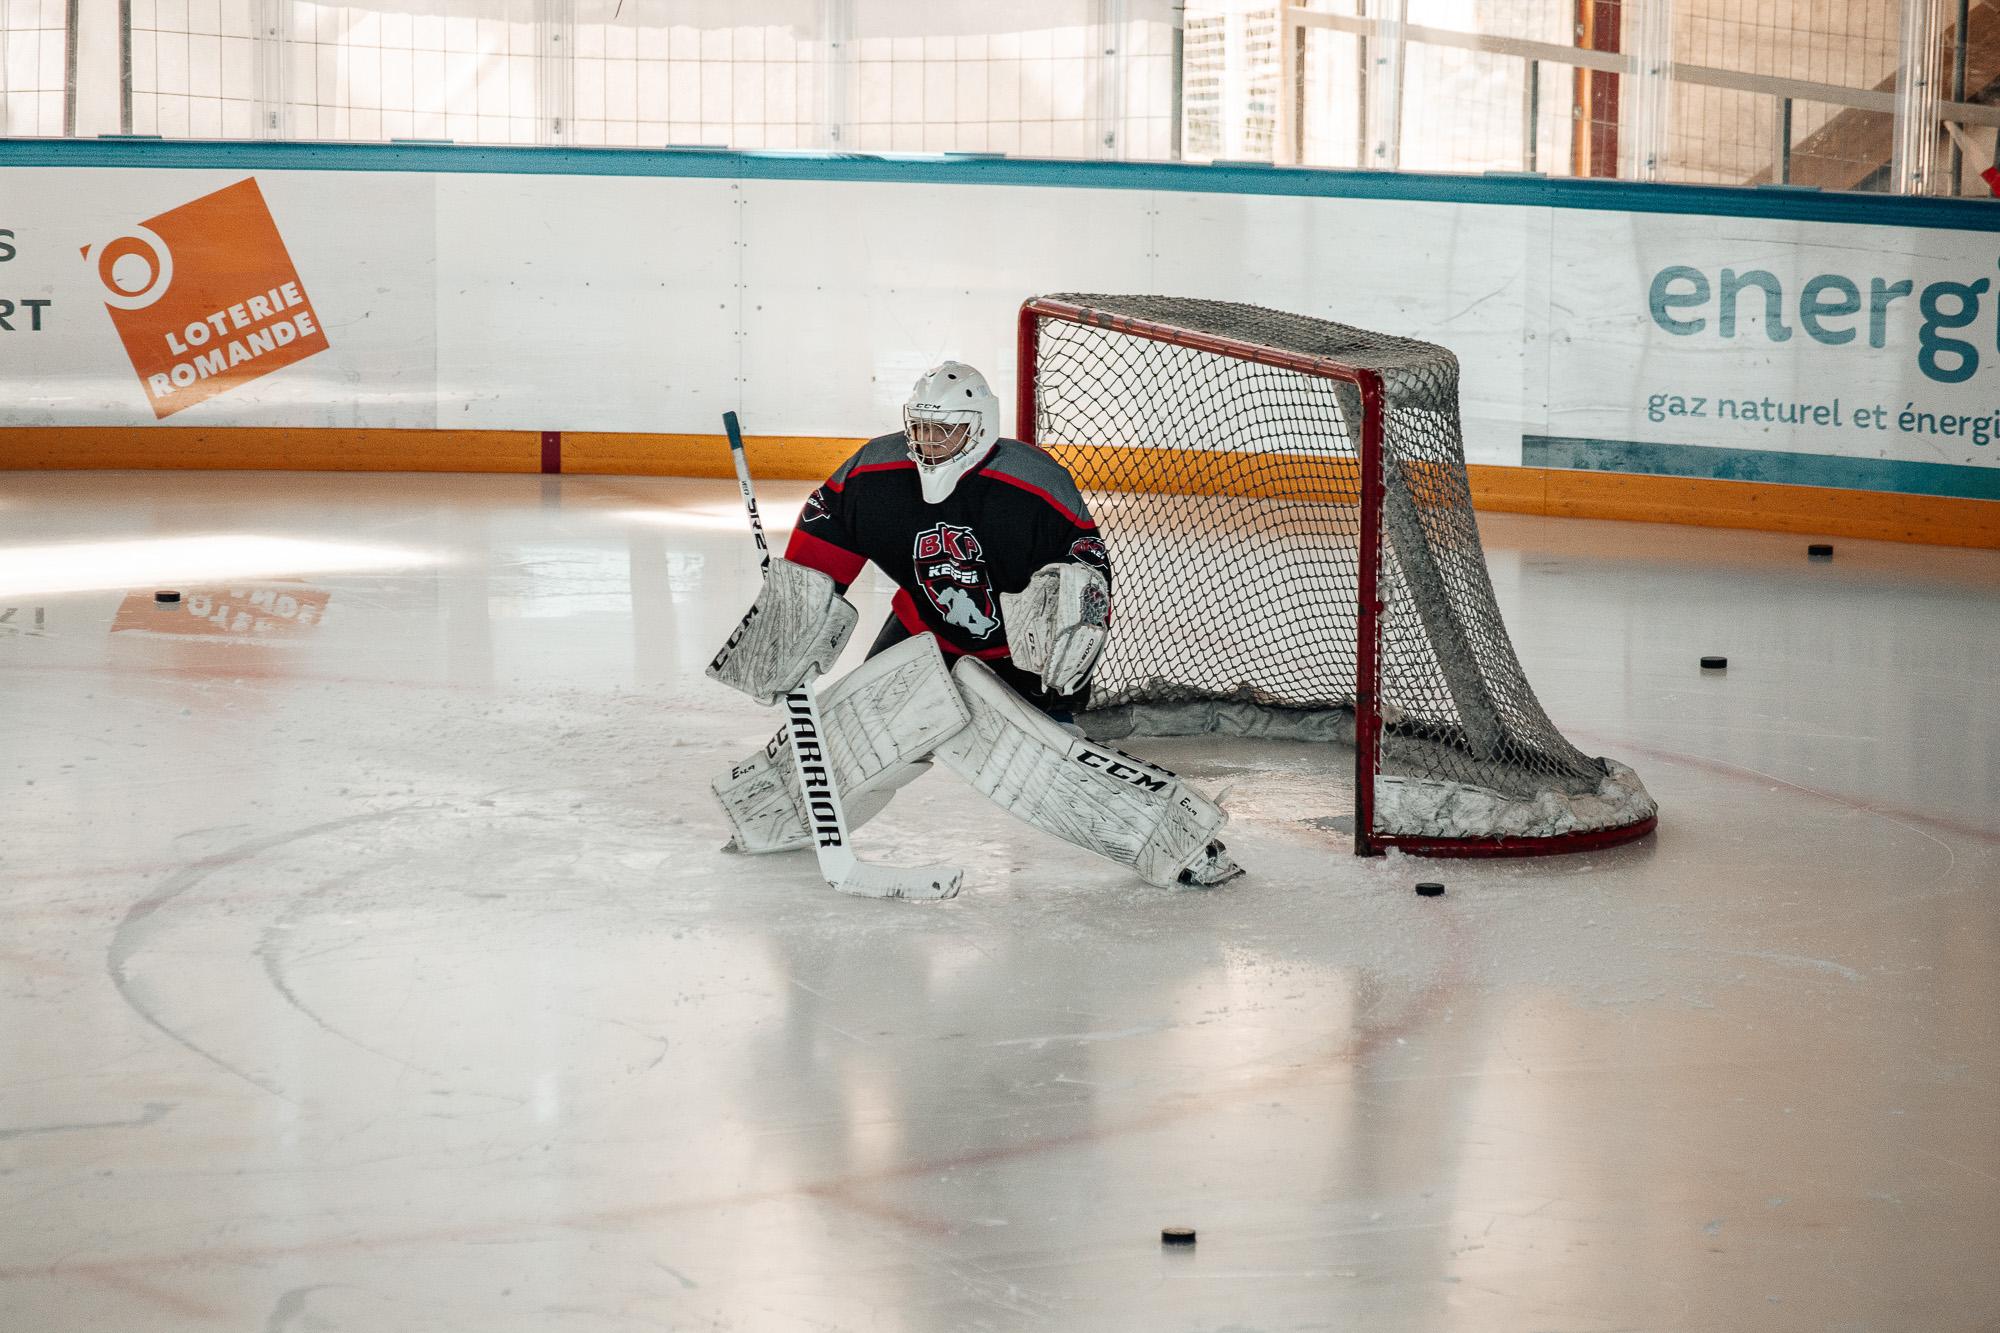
[708,602,759,672]
[1073,747,1167,793]
[786,694,845,848]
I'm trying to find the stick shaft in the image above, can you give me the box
[783,676,858,874]
[722,410,770,573]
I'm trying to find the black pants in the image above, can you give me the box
[865,616,1084,721]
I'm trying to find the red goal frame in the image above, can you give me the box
[1017,296,1658,859]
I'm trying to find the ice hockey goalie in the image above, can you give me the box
[705,360,1241,890]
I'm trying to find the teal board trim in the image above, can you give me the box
[5,137,2000,233]
[1523,436,2000,501]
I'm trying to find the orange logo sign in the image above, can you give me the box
[83,178,329,419]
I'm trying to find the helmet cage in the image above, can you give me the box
[902,406,984,467]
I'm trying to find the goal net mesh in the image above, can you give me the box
[1027,294,1653,848]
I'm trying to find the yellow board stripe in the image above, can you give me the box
[0,426,544,473]
[3,427,1994,549]
[1462,463,2000,549]
[563,432,860,481]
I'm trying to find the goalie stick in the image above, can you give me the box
[721,411,963,901]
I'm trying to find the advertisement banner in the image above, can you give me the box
[85,178,330,418]
[1541,211,2000,497]
[1,168,436,429]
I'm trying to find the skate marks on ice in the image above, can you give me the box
[107,810,419,1102]
[97,794,700,1113]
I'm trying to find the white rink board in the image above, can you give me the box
[436,175,742,433]
[1148,191,1531,466]
[738,180,1157,439]
[2,160,1996,495]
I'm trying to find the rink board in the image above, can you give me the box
[1,143,1996,546]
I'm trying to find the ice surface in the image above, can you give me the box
[1,470,1996,1332]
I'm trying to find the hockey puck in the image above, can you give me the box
[1161,1227,1197,1246]
[1808,543,1833,558]
[154,590,182,603]
[1415,882,1445,897]
[1700,655,1727,670]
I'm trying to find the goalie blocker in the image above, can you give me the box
[707,557,857,706]
[712,633,1241,890]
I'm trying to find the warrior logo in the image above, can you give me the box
[785,692,844,848]
[913,522,999,639]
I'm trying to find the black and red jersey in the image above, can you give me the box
[784,433,1110,665]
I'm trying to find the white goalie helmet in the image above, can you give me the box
[903,361,1003,503]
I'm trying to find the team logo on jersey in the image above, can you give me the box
[801,488,831,525]
[1069,535,1109,568]
[913,522,999,639]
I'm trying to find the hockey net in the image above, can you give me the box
[1017,294,1657,856]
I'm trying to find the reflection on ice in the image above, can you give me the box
[613,507,796,536]
[0,533,443,597]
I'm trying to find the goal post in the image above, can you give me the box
[1016,293,1658,858]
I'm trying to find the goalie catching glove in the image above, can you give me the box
[1000,561,1110,696]
[706,557,859,705]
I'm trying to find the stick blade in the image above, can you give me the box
[830,862,963,902]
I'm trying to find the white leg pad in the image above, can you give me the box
[843,759,932,829]
[934,656,1243,889]
[713,633,968,854]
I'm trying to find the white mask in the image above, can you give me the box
[903,361,1002,503]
